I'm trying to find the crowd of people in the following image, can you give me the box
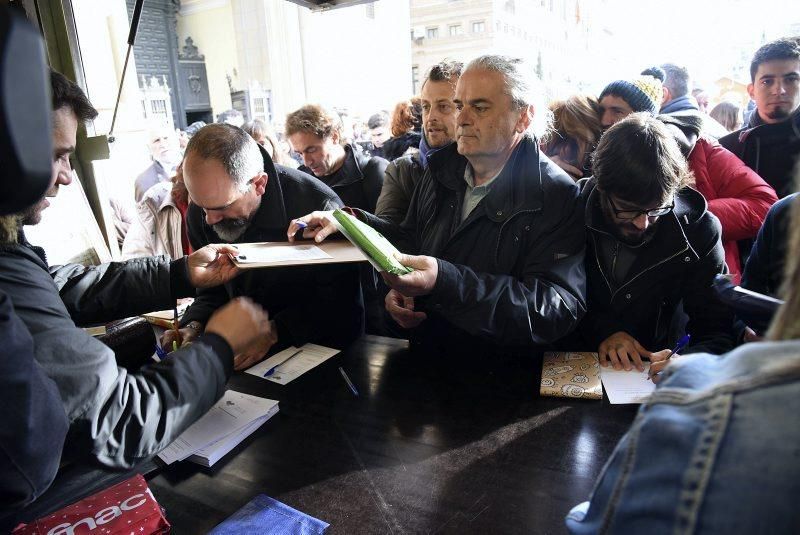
[2,4,799,528]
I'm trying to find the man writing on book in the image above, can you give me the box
[575,114,733,371]
[0,70,273,471]
[162,124,363,369]
[289,55,587,355]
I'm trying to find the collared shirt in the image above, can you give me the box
[462,164,500,221]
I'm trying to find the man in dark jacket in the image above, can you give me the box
[720,37,800,199]
[285,104,386,212]
[577,114,733,371]
[376,59,463,225]
[0,71,273,472]
[166,124,363,370]
[0,13,67,521]
[290,55,587,355]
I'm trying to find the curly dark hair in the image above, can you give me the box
[750,37,800,81]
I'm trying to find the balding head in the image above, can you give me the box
[183,123,268,242]
[185,123,263,193]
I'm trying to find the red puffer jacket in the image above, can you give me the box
[688,138,778,282]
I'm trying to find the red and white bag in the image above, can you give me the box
[13,474,170,535]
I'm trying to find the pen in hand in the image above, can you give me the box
[264,349,303,377]
[648,334,691,381]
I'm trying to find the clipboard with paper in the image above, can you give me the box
[331,209,413,275]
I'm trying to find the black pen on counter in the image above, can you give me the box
[339,366,359,397]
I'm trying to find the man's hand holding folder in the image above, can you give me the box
[287,210,441,328]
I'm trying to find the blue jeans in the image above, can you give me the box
[566,340,800,534]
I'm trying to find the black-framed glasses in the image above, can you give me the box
[607,195,674,220]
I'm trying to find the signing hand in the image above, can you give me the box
[647,349,678,383]
[598,331,654,372]
[286,210,339,243]
[186,244,241,288]
[382,253,438,297]
[385,289,427,329]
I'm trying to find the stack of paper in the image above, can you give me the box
[158,390,279,467]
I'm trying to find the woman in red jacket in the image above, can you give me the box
[660,112,778,282]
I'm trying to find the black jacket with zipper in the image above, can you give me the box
[577,178,734,355]
[183,146,364,351]
[359,136,587,355]
[719,107,800,199]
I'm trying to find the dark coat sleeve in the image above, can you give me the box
[682,213,735,354]
[0,290,68,512]
[361,157,388,213]
[180,209,229,326]
[741,194,795,297]
[375,156,421,225]
[51,256,194,325]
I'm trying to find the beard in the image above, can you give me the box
[764,105,792,121]
[19,198,47,226]
[610,221,659,246]
[212,217,252,242]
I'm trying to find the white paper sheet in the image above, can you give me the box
[157,390,279,465]
[600,364,656,404]
[245,343,340,385]
[235,244,332,264]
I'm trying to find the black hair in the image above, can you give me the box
[592,113,690,205]
[50,70,98,121]
[750,37,800,81]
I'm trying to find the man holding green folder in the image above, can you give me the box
[289,55,587,355]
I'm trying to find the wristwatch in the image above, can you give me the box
[184,320,203,334]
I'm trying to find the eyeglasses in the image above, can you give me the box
[607,195,674,220]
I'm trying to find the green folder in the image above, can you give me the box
[331,209,413,275]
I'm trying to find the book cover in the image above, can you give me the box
[540,351,602,400]
[331,209,412,275]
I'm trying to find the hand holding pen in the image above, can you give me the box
[648,334,691,382]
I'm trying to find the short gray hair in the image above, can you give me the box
[464,54,552,139]
[185,123,263,193]
[660,63,690,98]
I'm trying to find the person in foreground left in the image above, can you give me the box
[0,6,67,524]
[0,70,273,473]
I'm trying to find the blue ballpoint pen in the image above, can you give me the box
[648,334,691,380]
[338,366,359,397]
[264,349,303,377]
[154,344,168,361]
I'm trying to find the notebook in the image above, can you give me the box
[158,390,279,466]
[331,209,412,275]
[540,351,603,399]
